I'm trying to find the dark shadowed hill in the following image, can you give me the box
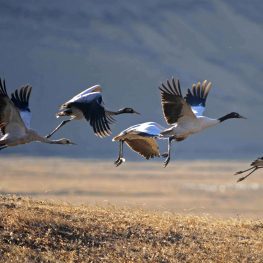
[0,0,262,159]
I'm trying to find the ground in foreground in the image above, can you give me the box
[0,195,263,262]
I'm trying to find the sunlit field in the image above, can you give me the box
[1,157,263,218]
[1,195,263,262]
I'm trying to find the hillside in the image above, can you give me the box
[0,1,262,159]
[1,195,263,262]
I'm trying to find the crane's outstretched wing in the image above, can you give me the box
[105,111,116,125]
[159,78,196,125]
[11,85,32,128]
[71,93,111,138]
[125,137,160,159]
[112,122,164,142]
[184,80,212,117]
[0,79,27,136]
[68,85,102,104]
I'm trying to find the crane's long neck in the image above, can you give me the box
[218,114,234,122]
[197,117,220,130]
[44,139,66,144]
[32,132,66,144]
[106,109,126,115]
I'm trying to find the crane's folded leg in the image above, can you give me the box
[46,119,72,138]
[163,137,173,168]
[114,140,125,167]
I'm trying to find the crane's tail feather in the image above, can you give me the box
[161,152,169,158]
[0,145,8,151]
[160,127,174,137]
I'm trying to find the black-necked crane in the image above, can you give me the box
[46,85,139,138]
[235,157,263,182]
[0,79,75,150]
[159,77,245,167]
[112,122,166,166]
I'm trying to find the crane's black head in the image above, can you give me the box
[118,107,140,115]
[218,112,246,122]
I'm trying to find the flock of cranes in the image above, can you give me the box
[0,77,261,182]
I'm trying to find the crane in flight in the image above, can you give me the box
[0,79,75,150]
[235,157,263,182]
[113,122,167,166]
[159,77,245,167]
[46,85,139,138]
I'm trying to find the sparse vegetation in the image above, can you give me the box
[1,195,263,262]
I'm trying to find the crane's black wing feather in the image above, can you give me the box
[11,85,32,112]
[0,79,9,134]
[159,77,195,124]
[184,80,211,107]
[0,78,27,135]
[71,97,111,138]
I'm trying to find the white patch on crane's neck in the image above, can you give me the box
[197,116,220,129]
[20,111,31,129]
[160,116,220,141]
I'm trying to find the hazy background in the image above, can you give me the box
[0,0,262,160]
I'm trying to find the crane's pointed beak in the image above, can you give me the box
[134,110,140,115]
[239,115,247,119]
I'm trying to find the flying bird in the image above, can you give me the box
[112,122,166,166]
[0,79,75,150]
[235,157,263,182]
[46,85,139,138]
[159,77,245,167]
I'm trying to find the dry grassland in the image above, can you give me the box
[0,157,263,218]
[1,157,263,262]
[0,195,263,263]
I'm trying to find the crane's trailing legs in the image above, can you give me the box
[114,140,125,167]
[235,167,259,182]
[46,119,73,138]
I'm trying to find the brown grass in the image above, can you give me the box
[1,195,263,263]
